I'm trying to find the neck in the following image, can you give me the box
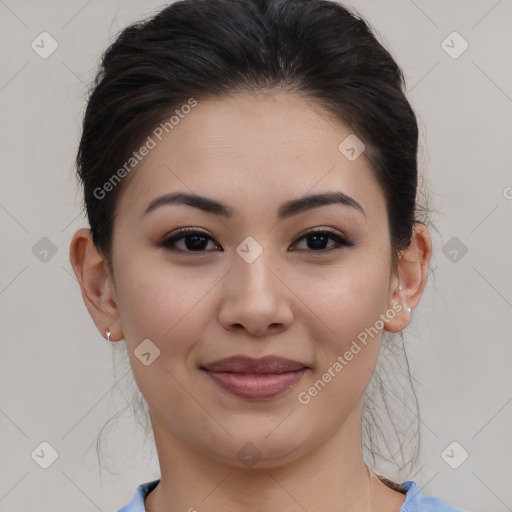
[144,401,406,512]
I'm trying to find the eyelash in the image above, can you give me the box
[157,227,354,253]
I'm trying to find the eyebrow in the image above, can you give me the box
[143,191,365,219]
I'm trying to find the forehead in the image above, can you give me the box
[116,91,386,222]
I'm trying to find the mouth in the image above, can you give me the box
[200,355,309,400]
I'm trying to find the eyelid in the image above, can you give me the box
[294,226,349,242]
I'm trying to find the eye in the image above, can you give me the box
[291,228,353,252]
[158,227,353,254]
[158,228,222,253]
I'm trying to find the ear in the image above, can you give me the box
[69,228,124,342]
[383,223,432,333]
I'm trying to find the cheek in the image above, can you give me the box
[298,258,389,391]
[302,261,389,342]
[113,255,223,351]
[294,277,386,424]
[113,259,221,421]
[108,231,213,420]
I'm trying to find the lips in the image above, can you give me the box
[201,355,308,374]
[200,355,309,399]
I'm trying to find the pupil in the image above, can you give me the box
[308,234,327,250]
[186,235,207,251]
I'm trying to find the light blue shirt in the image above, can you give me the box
[115,479,470,511]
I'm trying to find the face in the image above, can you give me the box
[108,91,398,468]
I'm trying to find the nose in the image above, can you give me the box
[218,250,293,337]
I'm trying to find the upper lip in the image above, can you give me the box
[201,355,308,374]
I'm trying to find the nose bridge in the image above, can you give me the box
[218,241,292,335]
[233,244,279,303]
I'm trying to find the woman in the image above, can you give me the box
[69,0,469,510]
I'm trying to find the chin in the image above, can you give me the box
[202,430,314,470]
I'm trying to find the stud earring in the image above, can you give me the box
[106,329,112,341]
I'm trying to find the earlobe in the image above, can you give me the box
[383,223,432,334]
[384,289,412,334]
[69,228,123,341]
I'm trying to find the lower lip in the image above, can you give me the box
[203,368,307,399]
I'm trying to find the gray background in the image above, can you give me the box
[1,0,511,511]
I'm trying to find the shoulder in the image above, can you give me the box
[114,479,160,512]
[399,480,470,512]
